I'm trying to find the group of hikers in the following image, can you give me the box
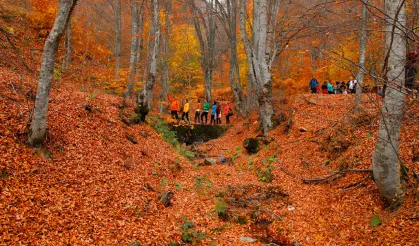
[309,77,360,94]
[167,95,234,125]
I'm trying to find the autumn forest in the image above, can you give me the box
[1,0,419,245]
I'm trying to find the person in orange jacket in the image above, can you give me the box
[168,94,179,120]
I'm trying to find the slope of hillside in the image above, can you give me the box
[197,93,419,245]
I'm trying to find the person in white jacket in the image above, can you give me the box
[349,80,354,93]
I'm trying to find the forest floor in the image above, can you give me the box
[1,65,419,245]
[1,3,419,245]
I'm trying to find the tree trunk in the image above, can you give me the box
[372,0,406,207]
[192,0,215,102]
[227,0,245,113]
[244,0,273,135]
[140,0,160,107]
[135,4,145,83]
[159,0,172,113]
[355,0,368,111]
[29,0,78,146]
[115,0,122,84]
[240,0,256,113]
[126,0,139,98]
[62,18,72,72]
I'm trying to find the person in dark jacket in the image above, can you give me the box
[309,77,319,93]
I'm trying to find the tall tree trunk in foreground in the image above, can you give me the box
[240,0,256,113]
[372,0,406,206]
[240,0,273,135]
[115,0,122,84]
[216,0,246,112]
[159,0,172,113]
[192,0,216,102]
[135,4,145,83]
[125,0,139,98]
[62,18,72,72]
[29,0,78,146]
[355,0,368,111]
[140,0,160,107]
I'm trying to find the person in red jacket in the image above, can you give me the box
[224,103,232,124]
[167,94,179,120]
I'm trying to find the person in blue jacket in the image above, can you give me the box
[327,81,334,94]
[308,77,318,94]
[210,101,217,125]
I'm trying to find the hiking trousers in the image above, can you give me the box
[201,112,208,124]
[182,111,189,122]
[171,110,179,120]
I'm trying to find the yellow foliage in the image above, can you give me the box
[28,0,57,30]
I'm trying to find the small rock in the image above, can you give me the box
[126,135,138,144]
[84,105,92,112]
[159,191,174,207]
[240,236,255,243]
[243,138,260,153]
[203,158,217,166]
[287,205,295,211]
[299,127,307,132]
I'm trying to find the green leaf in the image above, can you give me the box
[128,242,140,246]
[175,182,183,191]
[183,150,195,159]
[370,215,381,227]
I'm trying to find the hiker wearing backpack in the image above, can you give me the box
[308,77,319,94]
[201,100,210,124]
[182,99,190,124]
[168,94,179,120]
[224,103,233,124]
[210,101,217,125]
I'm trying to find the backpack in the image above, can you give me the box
[228,108,234,116]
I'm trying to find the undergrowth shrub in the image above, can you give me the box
[194,176,212,195]
[148,116,195,159]
[179,219,206,245]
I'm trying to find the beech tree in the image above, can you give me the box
[355,0,368,111]
[62,17,72,72]
[139,0,160,107]
[240,0,274,135]
[125,0,143,98]
[215,0,246,112]
[29,0,79,146]
[114,0,122,84]
[191,0,216,102]
[159,0,172,113]
[372,0,406,206]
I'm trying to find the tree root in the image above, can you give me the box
[276,162,372,184]
[338,176,371,189]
